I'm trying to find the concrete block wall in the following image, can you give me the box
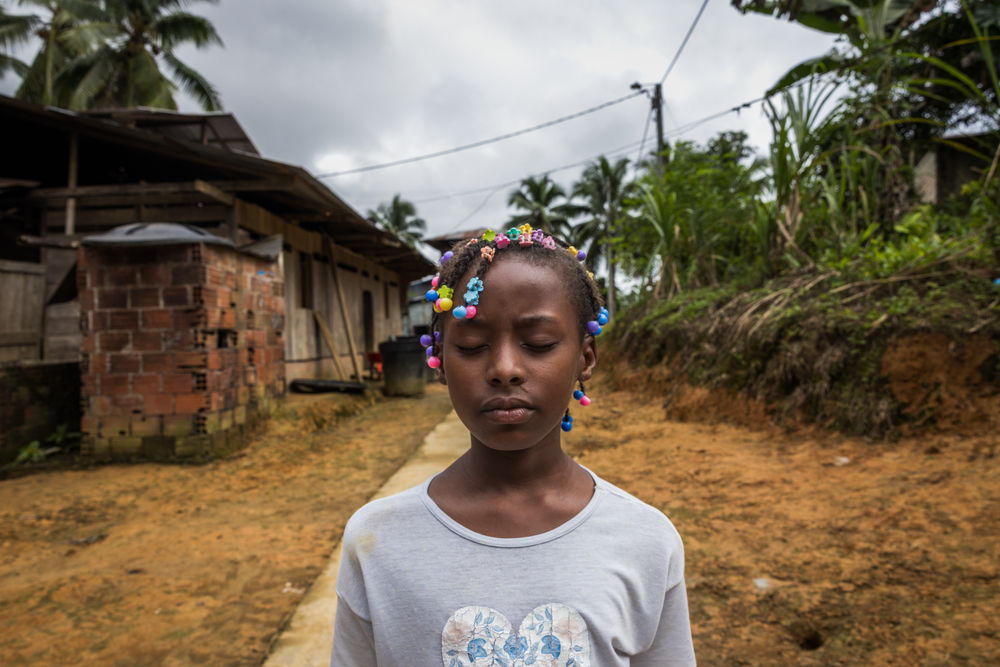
[77,242,284,461]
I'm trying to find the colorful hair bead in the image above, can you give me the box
[482,228,496,242]
[495,233,510,249]
[427,355,441,369]
[481,246,495,262]
[453,305,467,319]
[573,389,584,400]
[580,396,592,406]
[431,275,440,288]
[465,305,477,319]
[425,346,434,356]
[425,289,439,302]
[586,320,602,335]
[561,410,574,432]
[519,233,533,247]
[420,334,433,347]
[434,331,442,342]
[577,250,587,261]
[468,277,484,291]
[441,251,453,263]
[437,297,453,311]
[465,238,479,248]
[541,235,557,250]
[531,229,545,243]
[464,290,479,305]
[433,302,443,313]
[437,285,453,300]
[567,246,578,257]
[518,223,533,236]
[507,227,521,240]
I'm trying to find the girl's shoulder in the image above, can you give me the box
[590,472,686,551]
[341,484,426,544]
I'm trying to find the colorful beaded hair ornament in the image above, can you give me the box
[416,223,610,373]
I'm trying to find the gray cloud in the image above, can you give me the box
[2,0,836,237]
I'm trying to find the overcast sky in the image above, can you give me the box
[2,0,835,238]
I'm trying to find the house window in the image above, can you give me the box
[299,251,313,309]
[383,281,390,318]
[362,290,374,352]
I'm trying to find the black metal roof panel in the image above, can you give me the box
[81,222,235,247]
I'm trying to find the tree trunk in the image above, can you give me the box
[606,242,616,318]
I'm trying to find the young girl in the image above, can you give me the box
[331,226,695,666]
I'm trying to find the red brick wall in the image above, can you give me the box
[78,243,284,460]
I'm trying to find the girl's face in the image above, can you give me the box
[440,255,597,453]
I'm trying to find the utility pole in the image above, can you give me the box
[652,83,667,166]
[631,82,668,166]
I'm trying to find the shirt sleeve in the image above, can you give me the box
[631,578,696,666]
[330,594,377,667]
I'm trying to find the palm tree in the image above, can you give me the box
[366,194,427,247]
[0,4,37,84]
[57,0,223,110]
[6,1,110,107]
[571,156,635,317]
[506,174,579,238]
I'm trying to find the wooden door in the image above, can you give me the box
[0,260,45,362]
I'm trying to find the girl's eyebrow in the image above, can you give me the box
[455,313,560,329]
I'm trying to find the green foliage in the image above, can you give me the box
[366,194,427,247]
[0,0,223,111]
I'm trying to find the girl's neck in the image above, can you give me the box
[459,432,579,493]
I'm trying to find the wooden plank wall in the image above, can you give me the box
[233,200,403,380]
[0,260,46,362]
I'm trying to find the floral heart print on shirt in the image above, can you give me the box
[441,603,591,666]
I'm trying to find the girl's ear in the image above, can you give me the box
[579,336,597,382]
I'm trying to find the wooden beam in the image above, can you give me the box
[0,331,39,347]
[312,311,346,381]
[65,131,78,235]
[42,204,231,228]
[18,234,80,249]
[208,177,295,192]
[29,180,234,204]
[0,259,45,274]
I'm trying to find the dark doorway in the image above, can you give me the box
[362,290,374,352]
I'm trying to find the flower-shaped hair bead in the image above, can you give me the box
[464,238,479,248]
[507,227,521,240]
[541,235,557,250]
[495,233,510,249]
[482,228,496,242]
[468,277,484,291]
[531,228,545,242]
[464,290,480,305]
[481,246,495,262]
[518,223,533,236]
[519,232,533,246]
[437,285,454,300]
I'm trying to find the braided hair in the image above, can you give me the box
[428,231,604,360]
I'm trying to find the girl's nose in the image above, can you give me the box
[487,344,524,386]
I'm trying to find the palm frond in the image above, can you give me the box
[163,51,220,110]
[154,11,223,49]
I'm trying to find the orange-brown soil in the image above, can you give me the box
[0,388,453,666]
[569,379,999,666]
[1,378,998,666]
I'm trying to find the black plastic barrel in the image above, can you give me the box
[379,336,426,396]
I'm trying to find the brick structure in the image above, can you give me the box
[78,240,284,460]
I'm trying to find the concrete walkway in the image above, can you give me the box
[263,410,468,666]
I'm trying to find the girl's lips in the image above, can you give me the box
[484,407,534,424]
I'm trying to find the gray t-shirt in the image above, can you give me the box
[331,470,696,666]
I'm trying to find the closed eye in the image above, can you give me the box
[455,344,486,353]
[525,342,558,351]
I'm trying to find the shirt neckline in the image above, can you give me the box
[418,467,606,548]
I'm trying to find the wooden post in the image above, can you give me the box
[323,236,363,381]
[312,311,347,381]
[65,132,78,235]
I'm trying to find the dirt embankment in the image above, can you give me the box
[570,377,999,665]
[0,387,453,666]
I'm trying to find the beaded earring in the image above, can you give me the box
[561,408,574,432]
[573,381,592,407]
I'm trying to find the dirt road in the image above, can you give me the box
[0,380,997,665]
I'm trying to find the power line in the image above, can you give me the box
[407,137,647,205]
[659,0,710,85]
[634,106,655,174]
[316,90,645,178]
